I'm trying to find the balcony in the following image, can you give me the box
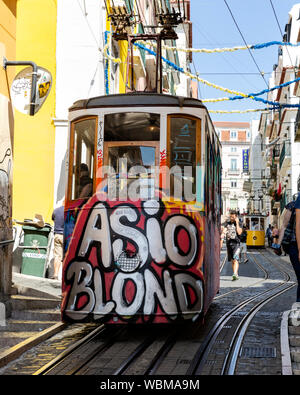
[270,165,277,180]
[227,168,240,176]
[279,141,291,173]
[273,144,281,163]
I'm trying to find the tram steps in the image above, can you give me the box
[10,295,60,311]
[11,309,61,322]
[0,319,58,332]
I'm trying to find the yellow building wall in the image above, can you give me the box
[0,0,16,97]
[13,0,57,224]
[118,41,128,93]
[0,0,16,295]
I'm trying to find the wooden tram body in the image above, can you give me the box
[243,214,266,248]
[61,93,222,324]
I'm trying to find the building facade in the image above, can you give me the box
[214,121,251,219]
[12,0,57,224]
[259,4,300,228]
[9,0,192,277]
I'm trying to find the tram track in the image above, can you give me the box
[215,250,269,300]
[31,249,296,376]
[187,250,296,375]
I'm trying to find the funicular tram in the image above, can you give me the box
[61,3,222,324]
[243,214,266,248]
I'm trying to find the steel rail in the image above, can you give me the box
[221,249,295,375]
[223,282,295,375]
[33,324,107,375]
[67,327,125,375]
[187,250,293,375]
[214,251,269,300]
[219,253,227,273]
[113,336,155,375]
[144,331,178,376]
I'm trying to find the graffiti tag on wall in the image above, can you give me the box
[62,194,205,324]
[0,148,11,241]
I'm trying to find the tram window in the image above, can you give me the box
[169,116,199,199]
[251,218,260,231]
[104,142,159,200]
[104,113,160,142]
[70,118,96,200]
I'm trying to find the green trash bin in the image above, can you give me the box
[21,224,52,277]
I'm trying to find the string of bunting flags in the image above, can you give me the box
[103,34,300,113]
[139,39,300,54]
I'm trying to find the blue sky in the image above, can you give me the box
[190,0,299,122]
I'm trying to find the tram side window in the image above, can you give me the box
[70,118,96,200]
[169,116,198,200]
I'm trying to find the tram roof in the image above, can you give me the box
[69,93,207,112]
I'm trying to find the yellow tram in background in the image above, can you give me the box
[243,215,266,248]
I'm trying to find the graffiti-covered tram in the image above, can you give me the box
[62,93,222,324]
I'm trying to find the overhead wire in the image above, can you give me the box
[269,0,297,77]
[223,0,269,89]
[191,16,262,92]
[76,0,102,52]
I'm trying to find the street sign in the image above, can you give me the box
[242,149,249,173]
[10,66,52,115]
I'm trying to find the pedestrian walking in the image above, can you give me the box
[294,193,300,302]
[266,224,273,247]
[221,211,243,281]
[272,225,279,245]
[51,202,64,280]
[272,193,300,302]
[239,225,248,263]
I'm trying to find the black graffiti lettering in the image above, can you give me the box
[78,202,112,268]
[65,260,95,321]
[174,273,203,321]
[93,268,115,319]
[112,271,144,317]
[143,269,177,319]
[65,199,203,322]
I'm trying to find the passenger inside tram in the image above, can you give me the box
[79,163,93,198]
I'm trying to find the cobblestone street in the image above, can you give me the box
[0,248,297,376]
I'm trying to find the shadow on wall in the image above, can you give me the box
[3,0,17,17]
[56,151,67,205]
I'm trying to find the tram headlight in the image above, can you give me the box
[115,251,142,273]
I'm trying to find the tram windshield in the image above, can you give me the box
[104,113,160,200]
[247,217,265,231]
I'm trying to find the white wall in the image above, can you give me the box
[54,0,107,205]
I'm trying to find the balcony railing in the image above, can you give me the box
[228,168,240,176]
[279,141,291,169]
[270,165,277,180]
[273,144,281,160]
